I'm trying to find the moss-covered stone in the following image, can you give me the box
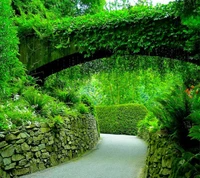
[3,158,11,166]
[1,145,15,158]
[21,142,30,151]
[12,154,25,161]
[13,168,29,176]
[5,134,18,141]
[0,141,8,149]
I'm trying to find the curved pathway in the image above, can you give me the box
[21,134,147,178]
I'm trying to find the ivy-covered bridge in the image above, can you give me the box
[17,5,199,81]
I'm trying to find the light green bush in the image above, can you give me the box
[96,103,148,135]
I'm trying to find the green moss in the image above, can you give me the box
[96,103,148,135]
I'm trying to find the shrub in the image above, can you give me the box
[76,103,89,114]
[81,94,95,115]
[96,103,148,135]
[22,87,52,113]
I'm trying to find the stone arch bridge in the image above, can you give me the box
[18,10,199,83]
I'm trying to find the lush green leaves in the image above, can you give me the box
[15,2,199,63]
[96,103,148,135]
[0,0,25,97]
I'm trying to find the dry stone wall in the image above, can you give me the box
[0,114,99,178]
[143,131,200,178]
[143,131,176,178]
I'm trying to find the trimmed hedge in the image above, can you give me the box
[96,104,148,135]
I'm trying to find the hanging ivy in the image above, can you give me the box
[15,2,199,62]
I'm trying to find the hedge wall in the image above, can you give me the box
[96,104,148,135]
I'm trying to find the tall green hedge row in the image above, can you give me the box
[96,104,148,135]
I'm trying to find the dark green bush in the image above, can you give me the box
[96,104,148,135]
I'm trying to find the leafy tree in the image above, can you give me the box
[12,0,106,17]
[0,0,25,97]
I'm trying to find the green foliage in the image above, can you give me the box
[96,104,148,135]
[22,87,52,112]
[187,86,200,141]
[150,85,189,132]
[81,94,96,115]
[0,0,25,97]
[76,103,89,114]
[137,111,159,133]
[12,0,106,18]
[0,98,41,130]
[14,2,199,63]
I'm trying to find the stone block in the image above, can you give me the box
[17,132,30,139]
[40,128,50,133]
[162,158,172,168]
[16,139,25,144]
[21,142,30,151]
[25,152,33,160]
[3,158,11,166]
[42,152,50,159]
[0,141,8,149]
[18,159,28,166]
[30,162,38,173]
[35,151,41,158]
[5,134,18,141]
[38,144,45,150]
[4,162,16,170]
[12,154,25,161]
[1,145,15,158]
[159,168,171,176]
[50,154,58,166]
[15,145,22,153]
[32,146,39,152]
[38,163,46,170]
[13,168,29,176]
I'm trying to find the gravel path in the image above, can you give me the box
[21,134,147,178]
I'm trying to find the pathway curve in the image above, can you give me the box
[21,134,147,178]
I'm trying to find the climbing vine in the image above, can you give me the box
[15,2,199,62]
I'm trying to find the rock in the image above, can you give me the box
[40,123,49,128]
[0,141,8,149]
[18,159,28,166]
[5,134,18,141]
[50,154,58,166]
[38,163,46,170]
[38,144,45,150]
[15,145,22,153]
[12,154,25,161]
[32,147,39,152]
[42,152,50,159]
[21,142,30,151]
[26,125,36,129]
[159,168,171,176]
[12,168,29,176]
[16,139,25,144]
[3,158,11,166]
[1,145,15,158]
[17,132,30,139]
[33,135,43,142]
[48,140,54,145]
[35,151,41,158]
[4,162,16,170]
[26,152,33,160]
[30,162,38,173]
[40,128,50,133]
[162,158,172,168]
[0,168,10,178]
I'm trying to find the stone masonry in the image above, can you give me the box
[0,114,99,177]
